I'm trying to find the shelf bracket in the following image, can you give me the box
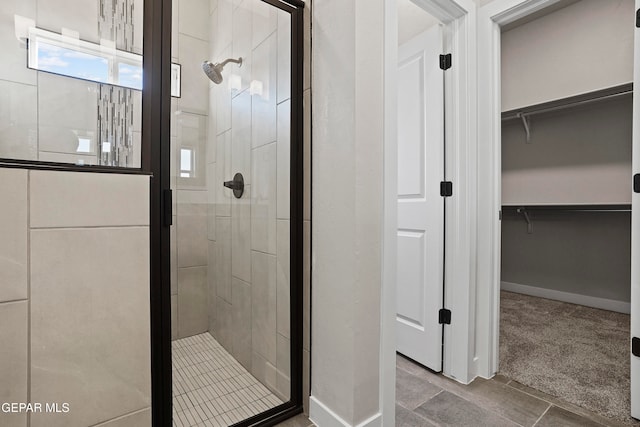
[517,112,531,143]
[516,207,533,234]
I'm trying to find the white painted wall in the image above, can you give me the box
[501,0,634,111]
[397,0,439,45]
[310,0,385,425]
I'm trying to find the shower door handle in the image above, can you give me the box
[223,173,244,199]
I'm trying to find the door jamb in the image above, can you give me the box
[382,5,477,427]
[476,0,574,379]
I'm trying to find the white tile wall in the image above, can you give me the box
[277,10,291,104]
[0,169,28,303]
[178,0,210,41]
[276,220,290,338]
[93,408,151,427]
[277,99,291,219]
[232,1,252,93]
[176,191,208,268]
[177,266,209,338]
[36,0,99,43]
[30,226,150,427]
[177,34,210,115]
[251,142,277,254]
[207,162,217,240]
[0,81,37,160]
[276,333,291,401]
[214,217,232,303]
[252,0,277,49]
[215,44,232,134]
[232,185,252,283]
[30,170,149,228]
[231,90,252,184]
[56,171,143,230]
[251,251,277,365]
[251,32,277,149]
[216,130,232,217]
[38,73,98,157]
[231,278,252,369]
[0,0,37,85]
[176,112,208,190]
[0,301,28,427]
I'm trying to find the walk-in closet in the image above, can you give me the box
[498,0,635,424]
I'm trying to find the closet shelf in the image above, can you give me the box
[501,83,633,121]
[502,204,631,212]
[502,204,631,234]
[502,83,633,142]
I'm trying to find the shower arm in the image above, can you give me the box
[218,57,243,67]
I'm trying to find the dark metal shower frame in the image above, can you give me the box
[145,0,306,426]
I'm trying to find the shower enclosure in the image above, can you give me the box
[0,0,303,423]
[166,0,304,426]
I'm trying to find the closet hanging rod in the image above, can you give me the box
[502,204,631,213]
[502,85,633,121]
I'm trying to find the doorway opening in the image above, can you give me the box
[493,0,635,424]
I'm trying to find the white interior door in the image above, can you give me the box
[396,25,444,371]
[631,0,640,419]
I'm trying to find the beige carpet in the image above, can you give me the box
[499,290,636,424]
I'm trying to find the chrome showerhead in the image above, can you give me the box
[202,57,243,84]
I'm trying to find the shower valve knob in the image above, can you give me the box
[223,173,244,199]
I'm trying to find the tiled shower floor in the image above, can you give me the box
[172,333,283,427]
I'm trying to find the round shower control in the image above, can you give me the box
[223,173,244,199]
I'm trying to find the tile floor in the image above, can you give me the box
[396,354,639,427]
[172,333,283,427]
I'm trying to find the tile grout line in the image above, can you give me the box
[532,404,552,427]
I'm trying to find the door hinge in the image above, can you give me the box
[634,173,640,193]
[439,53,452,70]
[440,181,453,197]
[633,337,640,357]
[163,189,173,227]
[439,308,451,325]
[636,9,640,27]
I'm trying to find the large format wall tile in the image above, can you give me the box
[207,162,217,241]
[30,171,149,228]
[276,9,291,104]
[251,251,276,365]
[0,0,37,86]
[93,408,151,427]
[177,266,209,338]
[0,168,27,303]
[232,90,252,185]
[232,1,252,93]
[177,34,210,115]
[216,130,232,217]
[36,0,99,43]
[178,0,210,41]
[0,81,37,160]
[276,220,290,338]
[252,351,277,395]
[176,190,208,267]
[30,227,150,427]
[216,296,233,351]
[176,112,208,190]
[215,217,232,302]
[232,278,252,369]
[38,73,98,157]
[251,142,276,254]
[0,301,28,427]
[252,0,277,49]
[215,44,232,134]
[276,333,290,401]
[232,185,252,283]
[212,0,232,60]
[276,99,290,220]
[251,32,277,149]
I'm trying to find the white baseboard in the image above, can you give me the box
[500,281,630,314]
[309,396,382,427]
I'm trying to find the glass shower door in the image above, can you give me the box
[169,0,301,425]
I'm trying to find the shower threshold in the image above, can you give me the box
[172,333,283,427]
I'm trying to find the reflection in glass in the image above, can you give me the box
[170,0,294,425]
